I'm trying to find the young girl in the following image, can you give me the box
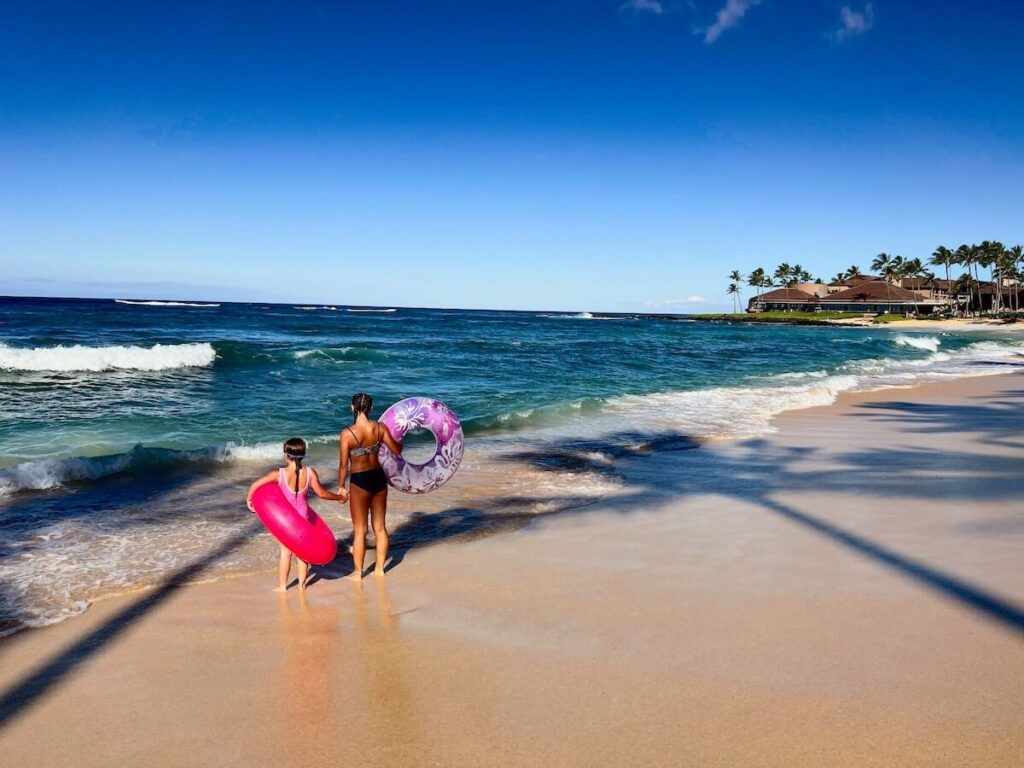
[246,437,349,591]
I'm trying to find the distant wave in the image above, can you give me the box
[292,346,391,364]
[347,308,397,313]
[893,334,941,352]
[0,342,216,372]
[116,299,220,308]
[294,305,340,311]
[539,312,625,321]
[539,311,595,319]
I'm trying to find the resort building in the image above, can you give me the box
[748,279,946,315]
[747,287,820,312]
[900,277,963,305]
[818,281,943,314]
[747,272,1019,316]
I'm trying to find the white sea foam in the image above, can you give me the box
[604,375,860,439]
[482,337,1024,445]
[893,334,941,352]
[0,342,216,372]
[115,299,219,307]
[347,308,397,313]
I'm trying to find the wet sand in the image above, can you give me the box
[1,373,1022,766]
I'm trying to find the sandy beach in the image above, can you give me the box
[1,372,1021,766]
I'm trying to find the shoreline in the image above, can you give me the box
[1,370,1021,765]
[4,350,1024,636]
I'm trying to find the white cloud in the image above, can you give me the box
[832,3,874,41]
[621,0,664,13]
[643,296,706,307]
[702,0,761,43]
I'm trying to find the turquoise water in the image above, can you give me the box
[3,297,1020,477]
[1,296,1021,633]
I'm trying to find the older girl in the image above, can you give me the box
[338,394,403,579]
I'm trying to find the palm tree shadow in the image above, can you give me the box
[2,389,1021,731]
[0,520,264,730]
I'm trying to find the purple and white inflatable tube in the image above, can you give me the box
[379,397,464,494]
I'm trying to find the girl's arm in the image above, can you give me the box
[337,431,351,492]
[380,423,403,455]
[310,468,347,502]
[245,470,278,511]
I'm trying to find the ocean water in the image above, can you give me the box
[1,296,1022,635]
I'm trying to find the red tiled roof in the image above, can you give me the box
[754,288,819,303]
[821,281,930,304]
[830,275,880,287]
[900,278,954,291]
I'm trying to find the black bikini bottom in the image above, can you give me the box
[350,467,388,495]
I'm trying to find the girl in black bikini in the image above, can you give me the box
[338,393,403,579]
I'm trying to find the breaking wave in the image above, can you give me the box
[893,334,941,352]
[0,435,337,496]
[0,342,217,372]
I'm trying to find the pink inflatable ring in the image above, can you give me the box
[251,482,338,565]
[379,397,464,494]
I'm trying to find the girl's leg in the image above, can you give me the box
[370,490,389,576]
[297,559,309,590]
[276,544,292,591]
[349,486,371,581]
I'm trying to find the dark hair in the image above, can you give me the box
[283,437,306,497]
[351,393,373,418]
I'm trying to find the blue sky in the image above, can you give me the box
[1,1,1021,312]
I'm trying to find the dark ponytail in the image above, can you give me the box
[283,437,307,497]
[351,392,373,419]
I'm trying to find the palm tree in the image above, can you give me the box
[953,272,978,316]
[790,264,810,285]
[773,263,792,287]
[870,253,895,314]
[930,245,955,312]
[954,244,976,314]
[747,268,766,300]
[903,257,926,315]
[726,282,740,313]
[831,272,846,284]
[977,240,1002,313]
[1003,249,1019,315]
[728,270,743,311]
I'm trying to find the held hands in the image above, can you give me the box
[336,487,350,504]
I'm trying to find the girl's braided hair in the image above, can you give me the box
[283,437,306,497]
[351,392,373,418]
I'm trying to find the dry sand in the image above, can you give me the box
[1,373,1022,766]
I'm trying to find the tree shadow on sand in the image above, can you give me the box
[0,520,264,729]
[0,390,1021,730]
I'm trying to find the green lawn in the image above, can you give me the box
[689,311,869,325]
[872,314,913,323]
